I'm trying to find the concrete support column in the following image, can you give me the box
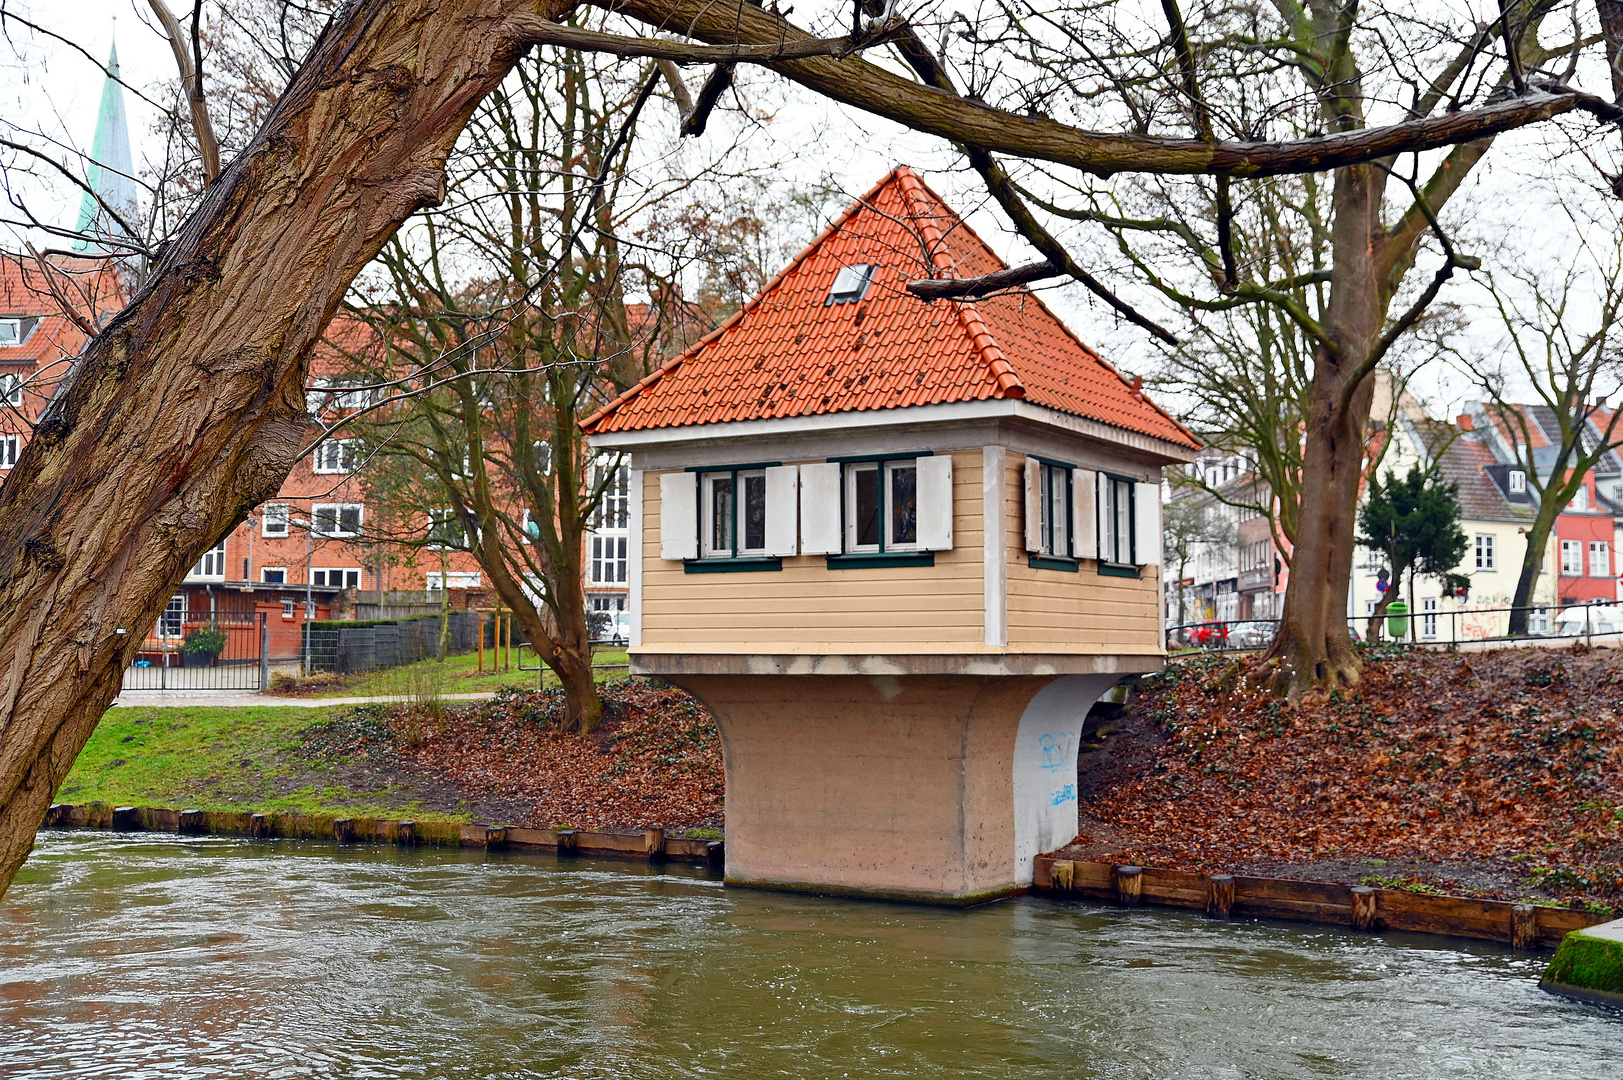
[669,672,1118,904]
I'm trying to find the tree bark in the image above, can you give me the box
[0,0,559,896]
[1509,499,1561,634]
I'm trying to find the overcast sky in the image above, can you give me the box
[3,0,1620,421]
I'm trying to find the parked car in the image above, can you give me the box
[607,611,631,647]
[1187,621,1230,647]
[1227,620,1277,649]
[1553,603,1622,637]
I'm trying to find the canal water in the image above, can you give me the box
[1,832,1618,1079]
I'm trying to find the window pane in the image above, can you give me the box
[1114,480,1132,562]
[1048,467,1068,556]
[314,507,335,535]
[742,472,767,550]
[889,464,916,545]
[340,507,361,534]
[709,476,734,554]
[854,467,880,547]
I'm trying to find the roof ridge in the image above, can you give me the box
[893,169,1024,400]
[581,168,908,433]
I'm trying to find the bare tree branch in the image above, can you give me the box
[148,0,221,183]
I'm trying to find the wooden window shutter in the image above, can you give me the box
[658,472,697,560]
[799,462,842,555]
[1134,480,1162,566]
[764,465,800,557]
[1023,457,1043,553]
[916,455,954,551]
[1071,468,1097,559]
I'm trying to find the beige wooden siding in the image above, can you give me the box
[1003,454,1163,655]
[640,453,986,653]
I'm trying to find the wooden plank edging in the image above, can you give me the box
[39,802,722,866]
[1034,855,1609,950]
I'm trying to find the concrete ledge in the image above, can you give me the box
[725,872,1021,908]
[1542,919,1623,1007]
[631,652,1164,678]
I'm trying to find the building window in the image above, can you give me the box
[1474,534,1495,571]
[0,373,22,407]
[1574,484,1590,513]
[591,534,628,584]
[826,263,876,305]
[592,464,630,530]
[312,438,356,474]
[426,571,481,590]
[262,504,290,538]
[312,503,362,537]
[281,599,295,619]
[427,509,467,550]
[1508,470,1526,493]
[262,567,286,584]
[157,594,185,638]
[701,468,770,558]
[0,435,18,469]
[1530,606,1550,634]
[1035,463,1070,557]
[1101,475,1135,565]
[191,541,227,579]
[1421,597,1438,639]
[0,319,20,346]
[306,378,377,414]
[1561,539,1583,576]
[311,567,360,588]
[844,460,917,553]
[1590,541,1611,578]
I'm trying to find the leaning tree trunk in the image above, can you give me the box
[1508,499,1560,634]
[1261,161,1384,694]
[0,0,563,897]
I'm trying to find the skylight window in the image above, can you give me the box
[826,263,876,306]
[0,320,20,346]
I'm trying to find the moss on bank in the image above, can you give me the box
[1544,928,1623,997]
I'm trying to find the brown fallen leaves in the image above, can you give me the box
[321,680,724,832]
[1073,644,1623,907]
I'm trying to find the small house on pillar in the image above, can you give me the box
[583,167,1198,904]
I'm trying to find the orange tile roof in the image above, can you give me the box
[582,167,1197,449]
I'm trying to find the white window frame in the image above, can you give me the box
[0,434,18,469]
[0,373,23,407]
[1508,469,1526,494]
[1421,597,1438,639]
[312,503,363,538]
[426,508,466,550]
[591,534,629,584]
[1590,540,1611,578]
[1100,474,1136,566]
[312,438,356,474]
[1474,534,1495,572]
[157,593,186,638]
[592,462,630,531]
[1561,539,1583,576]
[312,567,361,589]
[700,467,772,558]
[426,571,482,590]
[841,459,921,554]
[1574,485,1590,513]
[262,503,290,538]
[191,540,227,580]
[281,599,295,619]
[262,567,287,584]
[1033,461,1072,559]
[0,319,21,347]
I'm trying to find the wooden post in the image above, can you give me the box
[250,812,270,838]
[1208,873,1235,916]
[178,809,204,834]
[1351,885,1378,930]
[333,817,354,844]
[44,803,66,826]
[477,612,485,672]
[645,827,666,860]
[397,820,416,847]
[485,825,509,850]
[1114,865,1143,905]
[112,805,140,831]
[706,840,724,868]
[556,829,579,855]
[1050,859,1075,892]
[1510,903,1539,949]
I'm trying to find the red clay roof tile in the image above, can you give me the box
[583,167,1196,448]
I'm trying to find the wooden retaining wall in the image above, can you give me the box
[1034,856,1606,949]
[40,802,723,867]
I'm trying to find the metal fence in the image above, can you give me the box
[1168,600,1623,653]
[122,610,268,691]
[301,611,480,675]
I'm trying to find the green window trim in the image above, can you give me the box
[828,450,936,464]
[684,557,783,574]
[826,552,935,570]
[1098,562,1141,579]
[1029,555,1079,573]
[684,461,782,473]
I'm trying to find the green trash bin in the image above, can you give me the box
[1386,600,1409,639]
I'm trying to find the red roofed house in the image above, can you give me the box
[584,167,1198,903]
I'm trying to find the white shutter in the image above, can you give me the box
[1071,468,1097,559]
[1134,480,1162,567]
[764,465,799,557]
[1096,472,1110,562]
[916,455,954,551]
[799,462,842,555]
[658,472,697,560]
[1023,457,1043,553]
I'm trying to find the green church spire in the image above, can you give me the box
[74,41,137,248]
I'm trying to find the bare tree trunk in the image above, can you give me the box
[1261,161,1383,693]
[1509,499,1561,634]
[0,0,554,896]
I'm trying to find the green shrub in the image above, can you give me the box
[183,624,227,655]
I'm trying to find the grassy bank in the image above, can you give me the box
[274,647,631,698]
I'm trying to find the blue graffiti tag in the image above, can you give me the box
[1037,733,1074,773]
[1048,784,1077,807]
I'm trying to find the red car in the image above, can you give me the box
[1187,621,1230,646]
